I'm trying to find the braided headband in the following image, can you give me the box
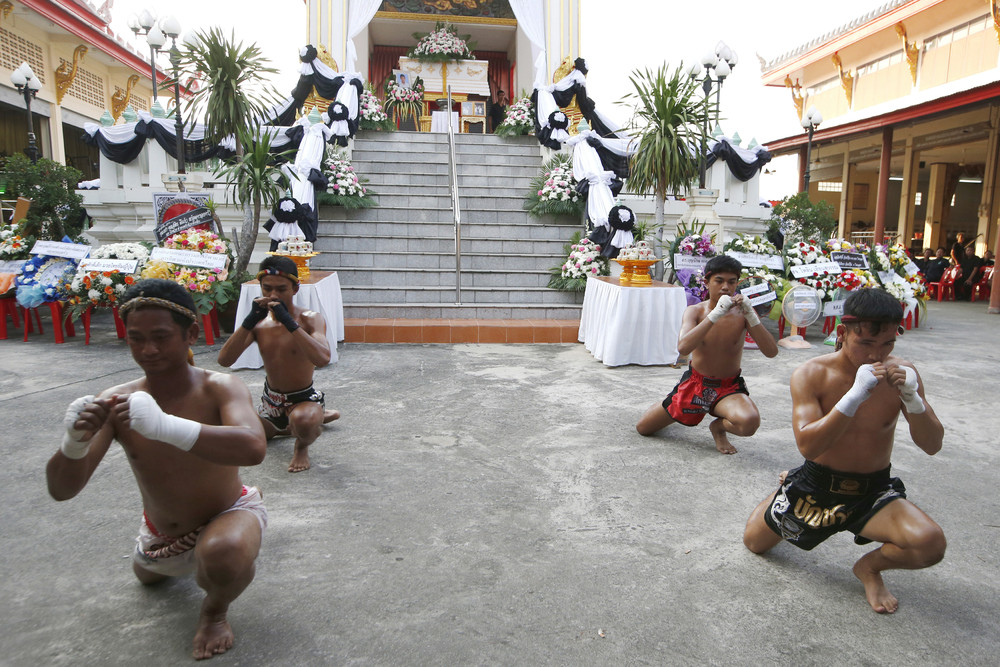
[839,314,905,334]
[256,268,299,284]
[119,297,198,322]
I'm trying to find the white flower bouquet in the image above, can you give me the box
[548,235,609,291]
[524,154,583,218]
[65,242,151,318]
[725,233,779,256]
[317,150,377,209]
[495,97,534,137]
[408,22,476,62]
[359,86,394,132]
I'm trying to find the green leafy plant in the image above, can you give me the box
[524,154,584,219]
[620,64,711,234]
[767,192,838,245]
[1,155,86,239]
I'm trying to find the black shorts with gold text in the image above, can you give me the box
[763,460,906,551]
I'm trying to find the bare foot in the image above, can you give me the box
[192,613,234,660]
[853,560,899,613]
[288,445,311,473]
[709,419,738,454]
[778,470,789,485]
[323,409,340,424]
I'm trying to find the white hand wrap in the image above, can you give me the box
[834,364,879,417]
[128,391,200,451]
[899,366,926,414]
[707,295,733,323]
[60,395,96,459]
[740,298,761,327]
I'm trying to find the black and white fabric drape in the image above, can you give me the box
[531,58,630,150]
[276,115,332,244]
[264,196,310,250]
[82,111,235,164]
[705,137,772,182]
[568,130,637,258]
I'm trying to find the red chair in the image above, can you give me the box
[971,266,994,302]
[928,266,961,301]
[0,297,21,340]
[22,302,77,343]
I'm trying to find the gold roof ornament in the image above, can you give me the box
[784,75,804,121]
[553,56,583,136]
[993,1,1000,45]
[894,22,919,86]
[831,51,854,108]
[55,45,89,105]
[0,1,12,22]
[111,74,141,121]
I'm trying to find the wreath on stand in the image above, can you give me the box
[15,254,78,309]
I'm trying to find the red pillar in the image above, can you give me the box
[873,126,893,244]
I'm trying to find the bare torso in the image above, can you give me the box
[689,302,747,378]
[103,370,243,536]
[794,354,908,472]
[254,308,323,392]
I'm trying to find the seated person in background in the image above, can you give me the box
[218,256,339,473]
[985,250,996,266]
[914,247,934,273]
[636,255,779,454]
[923,247,950,283]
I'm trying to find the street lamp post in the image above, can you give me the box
[128,9,166,106]
[688,41,738,189]
[160,16,186,175]
[10,62,42,163]
[801,106,823,194]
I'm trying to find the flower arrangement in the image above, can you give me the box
[676,232,718,257]
[676,268,708,304]
[792,272,839,301]
[0,220,33,261]
[832,268,879,292]
[316,150,377,209]
[783,240,827,268]
[64,242,150,318]
[825,238,869,254]
[495,96,534,137]
[359,85,394,132]
[883,279,917,304]
[524,154,583,218]
[15,254,78,309]
[383,75,424,123]
[725,233,779,257]
[408,22,476,62]
[140,230,232,314]
[547,234,608,291]
[868,244,893,273]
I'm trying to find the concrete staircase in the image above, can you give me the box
[312,131,584,321]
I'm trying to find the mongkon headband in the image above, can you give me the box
[119,296,197,322]
[256,267,299,284]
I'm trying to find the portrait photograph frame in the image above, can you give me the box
[393,69,411,89]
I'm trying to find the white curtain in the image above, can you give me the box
[346,0,383,74]
[509,0,546,87]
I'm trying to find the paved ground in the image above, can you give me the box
[2,301,999,666]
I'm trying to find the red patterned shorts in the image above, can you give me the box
[662,365,749,426]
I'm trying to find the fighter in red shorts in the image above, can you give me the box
[636,255,778,453]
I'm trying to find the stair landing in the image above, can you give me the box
[343,318,580,344]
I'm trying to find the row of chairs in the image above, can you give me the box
[927,266,994,302]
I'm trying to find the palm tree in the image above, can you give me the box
[620,63,711,235]
[176,27,283,276]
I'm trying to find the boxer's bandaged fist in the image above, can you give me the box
[241,300,269,330]
[61,395,96,459]
[127,391,200,451]
[898,366,926,414]
[707,295,734,323]
[270,301,300,332]
[739,297,761,327]
[834,363,879,417]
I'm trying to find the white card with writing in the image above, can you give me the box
[726,250,784,270]
[749,291,777,306]
[0,260,25,273]
[150,247,227,270]
[824,300,846,316]
[30,240,91,259]
[673,254,711,270]
[78,258,140,274]
[740,282,771,297]
[788,261,842,278]
[903,261,920,276]
[878,270,897,285]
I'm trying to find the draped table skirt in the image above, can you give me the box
[578,276,687,367]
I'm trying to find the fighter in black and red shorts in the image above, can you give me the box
[662,365,750,426]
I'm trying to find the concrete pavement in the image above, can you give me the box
[1,301,999,666]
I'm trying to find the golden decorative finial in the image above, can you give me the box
[55,45,89,105]
[831,51,854,108]
[553,56,583,135]
[784,75,804,121]
[111,75,141,120]
[0,1,13,22]
[894,23,919,85]
[300,45,338,118]
[316,44,339,72]
[992,1,1000,45]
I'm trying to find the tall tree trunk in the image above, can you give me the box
[655,184,667,281]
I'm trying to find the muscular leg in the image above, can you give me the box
[636,402,676,436]
[852,499,946,614]
[743,490,783,554]
[286,401,325,473]
[191,510,262,660]
[707,394,761,455]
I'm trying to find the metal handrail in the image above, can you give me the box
[446,85,462,304]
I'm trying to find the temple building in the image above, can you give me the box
[0,0,156,180]
[761,0,1000,257]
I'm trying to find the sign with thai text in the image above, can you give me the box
[78,259,139,274]
[788,261,842,279]
[150,247,227,270]
[726,250,784,270]
[30,240,91,259]
[830,251,868,269]
[673,254,711,270]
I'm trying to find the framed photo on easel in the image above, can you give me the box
[392,70,411,89]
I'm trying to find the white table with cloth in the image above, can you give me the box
[430,111,460,133]
[578,276,688,366]
[230,270,345,370]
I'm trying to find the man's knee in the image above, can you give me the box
[290,406,323,440]
[906,524,947,567]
